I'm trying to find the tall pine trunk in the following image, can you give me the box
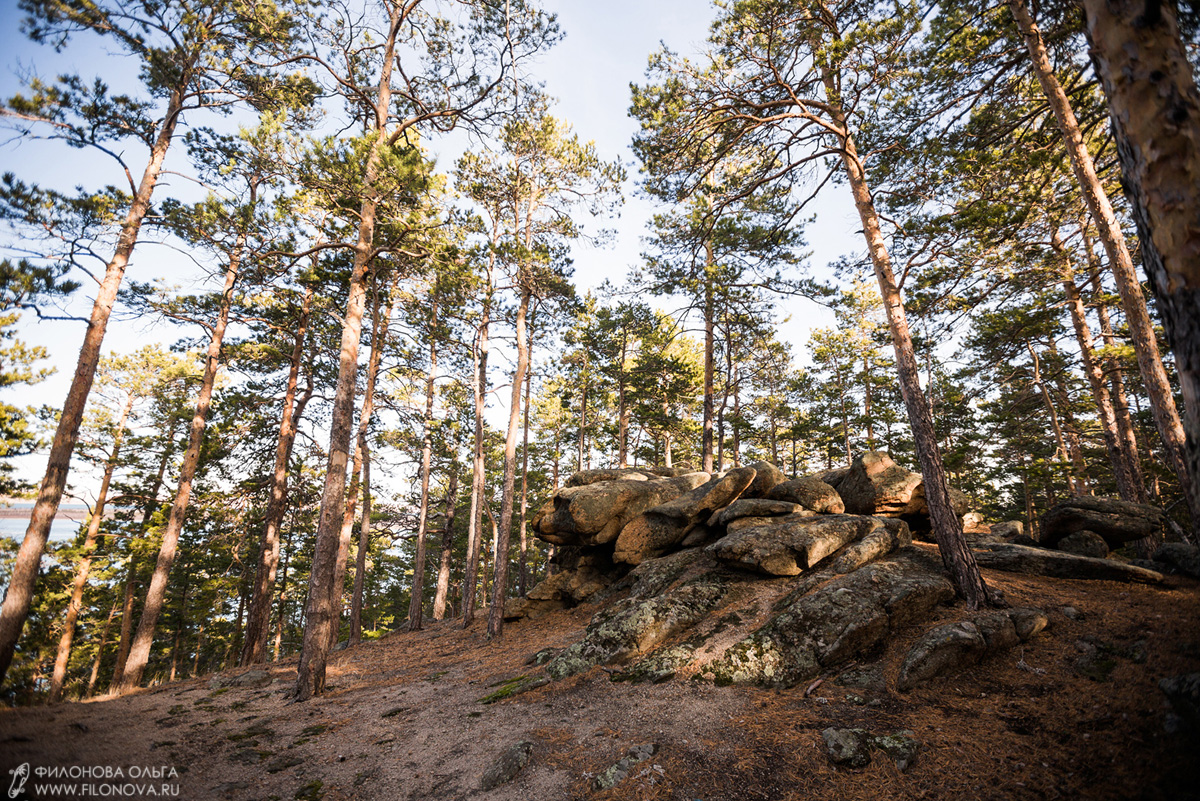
[349,444,372,644]
[821,64,992,608]
[432,470,460,620]
[0,82,188,688]
[463,281,491,628]
[1082,0,1200,538]
[487,288,531,637]
[407,298,439,632]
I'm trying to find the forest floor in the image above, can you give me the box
[3,543,1200,801]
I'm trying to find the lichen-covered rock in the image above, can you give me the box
[707,498,803,528]
[822,728,871,768]
[970,542,1165,584]
[988,520,1026,542]
[1153,543,1200,578]
[1039,496,1164,548]
[593,744,659,790]
[1056,530,1110,559]
[708,550,955,687]
[743,460,786,498]
[827,517,912,574]
[896,607,1049,691]
[765,476,846,513]
[871,732,920,771]
[535,473,709,546]
[545,574,729,679]
[613,467,758,564]
[706,514,905,577]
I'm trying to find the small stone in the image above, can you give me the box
[1056,531,1109,559]
[871,732,920,771]
[479,740,534,790]
[821,727,871,768]
[594,743,659,789]
[1160,673,1200,730]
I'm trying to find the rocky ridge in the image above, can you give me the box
[511,451,1177,695]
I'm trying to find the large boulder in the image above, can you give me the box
[766,476,845,514]
[706,514,907,577]
[534,473,710,547]
[743,460,786,498]
[1039,496,1164,549]
[708,498,805,528]
[613,467,758,564]
[836,451,969,518]
[1055,530,1110,559]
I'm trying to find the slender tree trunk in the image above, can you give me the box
[1082,0,1200,537]
[242,284,314,665]
[0,82,189,689]
[578,352,588,472]
[85,602,118,698]
[463,281,491,628]
[407,298,439,632]
[1010,0,1196,532]
[487,288,531,637]
[433,470,459,621]
[119,247,242,693]
[168,577,188,682]
[1057,231,1143,501]
[1026,341,1078,495]
[822,64,991,607]
[49,395,134,702]
[618,332,630,468]
[273,526,292,662]
[731,362,742,466]
[518,359,531,597]
[1085,234,1147,499]
[349,444,372,644]
[702,240,716,472]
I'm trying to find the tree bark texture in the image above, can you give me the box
[432,469,460,621]
[407,298,439,632]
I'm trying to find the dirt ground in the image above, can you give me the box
[3,546,1200,801]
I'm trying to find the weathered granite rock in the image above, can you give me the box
[836,451,969,518]
[743,460,786,498]
[546,573,729,679]
[822,728,871,768]
[1153,543,1200,578]
[708,498,804,528]
[896,607,1048,691]
[708,549,955,687]
[707,514,905,577]
[989,520,1026,542]
[826,517,912,574]
[613,468,758,564]
[1040,496,1164,548]
[766,476,846,514]
[479,740,533,790]
[814,466,851,489]
[535,473,709,546]
[1056,530,1110,559]
[970,542,1165,584]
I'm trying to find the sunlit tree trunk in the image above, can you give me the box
[488,288,531,637]
[432,470,459,621]
[0,82,188,688]
[350,445,372,643]
[407,298,439,632]
[822,64,992,608]
[702,239,716,472]
[463,279,491,629]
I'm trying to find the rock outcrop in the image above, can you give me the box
[513,457,1167,693]
[1039,496,1165,549]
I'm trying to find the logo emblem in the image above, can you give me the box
[7,763,29,799]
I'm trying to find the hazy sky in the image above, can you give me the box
[0,0,856,492]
